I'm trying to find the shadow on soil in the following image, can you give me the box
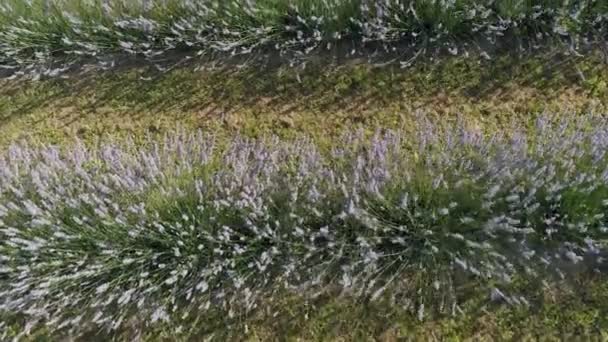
[2,48,606,121]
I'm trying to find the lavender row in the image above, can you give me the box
[2,0,608,78]
[1,115,608,338]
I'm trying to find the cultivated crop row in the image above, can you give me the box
[1,115,607,338]
[1,0,607,77]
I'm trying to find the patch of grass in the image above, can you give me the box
[1,50,607,149]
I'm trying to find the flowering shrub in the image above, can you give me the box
[1,0,607,77]
[0,114,607,338]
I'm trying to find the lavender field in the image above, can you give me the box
[2,1,608,341]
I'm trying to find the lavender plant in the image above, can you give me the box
[0,114,607,339]
[1,0,607,78]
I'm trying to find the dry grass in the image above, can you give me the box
[1,50,607,150]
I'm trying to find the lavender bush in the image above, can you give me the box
[1,0,607,78]
[1,115,608,339]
